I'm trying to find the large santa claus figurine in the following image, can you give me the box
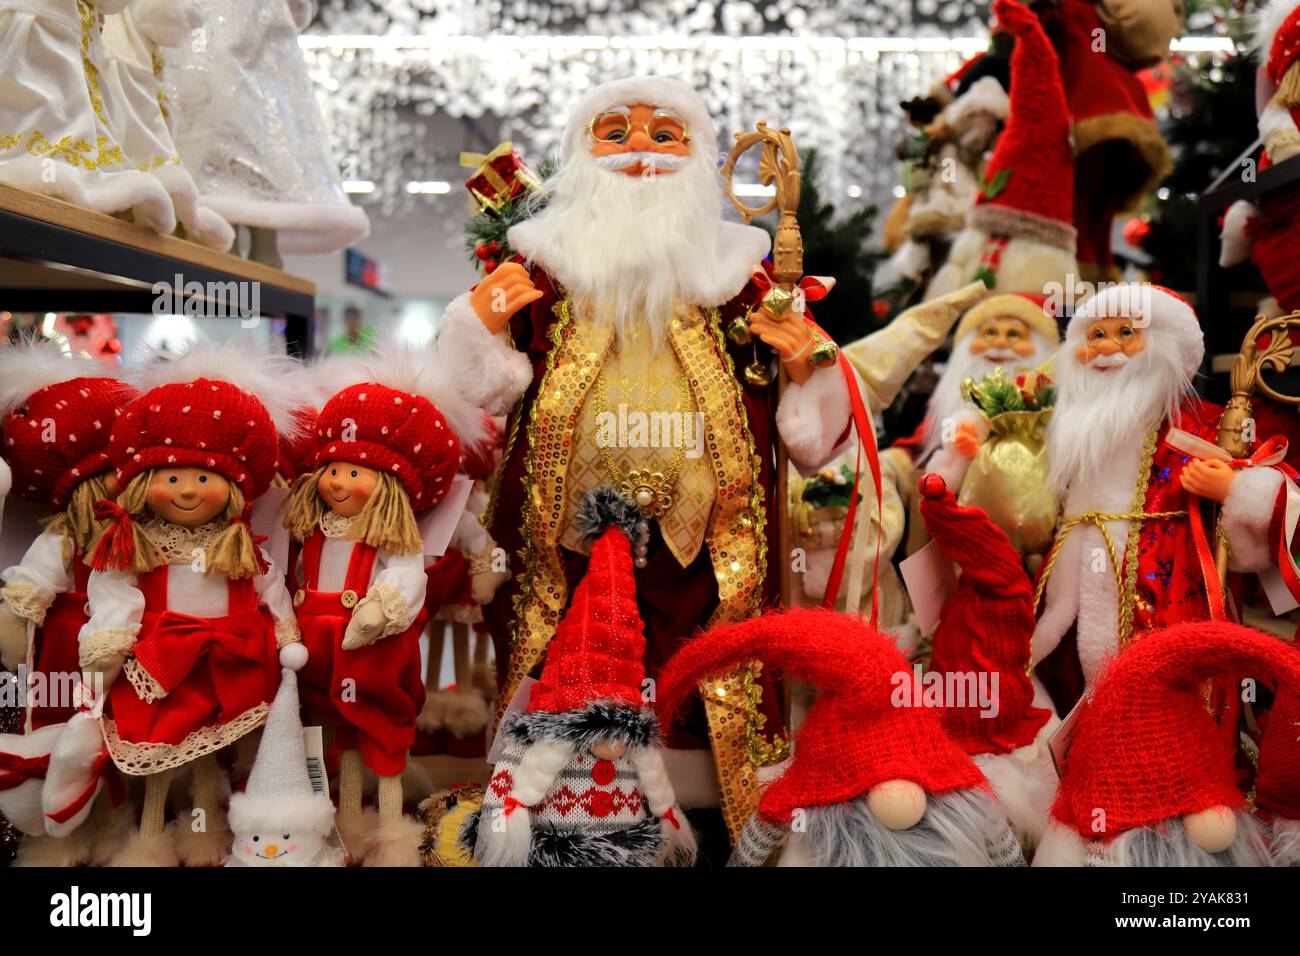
[434,73,985,839]
[1032,283,1290,696]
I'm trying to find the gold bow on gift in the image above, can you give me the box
[459,141,540,214]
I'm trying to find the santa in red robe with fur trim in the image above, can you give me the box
[433,74,985,842]
[1031,284,1291,704]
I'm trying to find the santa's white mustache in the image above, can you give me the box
[1088,352,1130,370]
[593,151,691,171]
[981,348,1018,362]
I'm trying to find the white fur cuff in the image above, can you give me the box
[775,365,852,469]
[1220,466,1286,573]
[436,293,534,416]
[80,627,139,669]
[1,582,53,626]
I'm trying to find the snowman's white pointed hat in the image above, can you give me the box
[228,650,334,836]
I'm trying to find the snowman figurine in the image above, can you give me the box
[226,645,342,867]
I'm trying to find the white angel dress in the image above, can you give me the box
[0,0,175,232]
[101,0,235,249]
[161,0,368,255]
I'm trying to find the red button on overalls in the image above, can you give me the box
[591,758,616,786]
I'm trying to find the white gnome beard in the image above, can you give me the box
[1085,812,1271,868]
[802,787,1020,867]
[521,143,729,350]
[920,332,1053,465]
[1047,333,1195,494]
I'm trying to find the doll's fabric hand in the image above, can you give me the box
[1180,458,1235,503]
[0,603,28,671]
[954,420,982,460]
[342,601,388,650]
[469,262,543,335]
[90,652,127,694]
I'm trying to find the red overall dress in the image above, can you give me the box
[295,530,427,776]
[106,568,279,761]
[30,551,91,730]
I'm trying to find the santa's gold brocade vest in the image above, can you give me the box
[504,300,769,839]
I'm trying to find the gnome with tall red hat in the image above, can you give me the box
[470,488,695,867]
[657,607,1024,867]
[926,0,1078,302]
[918,473,1057,848]
[1037,620,1300,866]
[0,338,138,866]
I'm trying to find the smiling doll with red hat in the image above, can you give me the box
[283,340,483,866]
[0,337,138,866]
[78,341,305,867]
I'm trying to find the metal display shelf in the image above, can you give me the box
[0,182,316,355]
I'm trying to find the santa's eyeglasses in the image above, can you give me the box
[587,107,691,146]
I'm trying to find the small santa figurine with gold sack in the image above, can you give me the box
[470,488,696,867]
[283,341,481,866]
[0,338,138,866]
[78,343,305,866]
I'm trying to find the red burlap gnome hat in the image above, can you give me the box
[312,340,488,510]
[918,474,1051,755]
[1254,685,1300,821]
[656,608,987,825]
[1050,621,1300,840]
[969,0,1076,255]
[0,338,137,509]
[521,488,653,730]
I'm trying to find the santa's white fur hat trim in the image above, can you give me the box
[560,76,719,161]
[1067,283,1203,378]
[944,77,1010,126]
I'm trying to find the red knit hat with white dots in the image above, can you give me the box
[313,382,460,509]
[0,338,138,509]
[112,341,308,502]
[1259,0,1300,85]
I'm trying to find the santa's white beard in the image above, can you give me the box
[1047,341,1195,494]
[515,146,732,349]
[920,336,1052,464]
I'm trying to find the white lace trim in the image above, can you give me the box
[320,512,356,540]
[1,582,52,626]
[141,517,224,565]
[368,582,411,637]
[124,657,166,703]
[101,702,269,776]
[80,627,139,669]
[274,617,301,648]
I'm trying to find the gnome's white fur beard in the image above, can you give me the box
[508,142,768,352]
[1034,812,1272,867]
[925,228,1077,304]
[789,787,1022,867]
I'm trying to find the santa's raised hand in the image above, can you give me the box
[471,261,543,334]
[748,302,816,385]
